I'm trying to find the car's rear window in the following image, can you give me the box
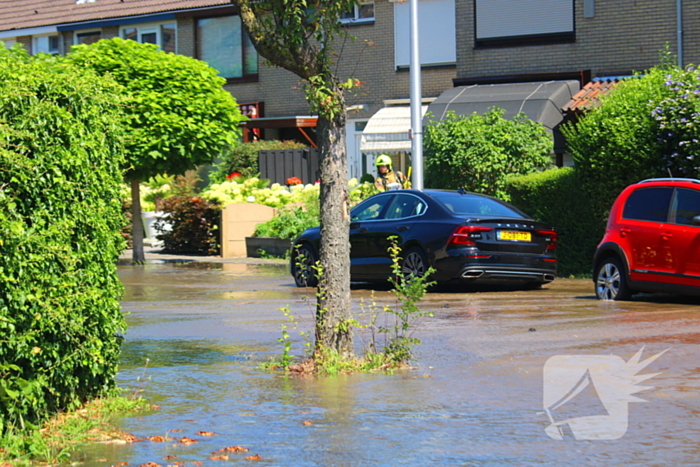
[432,194,525,218]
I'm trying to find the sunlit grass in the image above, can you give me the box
[0,395,152,466]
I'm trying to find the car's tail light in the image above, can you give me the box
[537,230,558,250]
[448,225,493,245]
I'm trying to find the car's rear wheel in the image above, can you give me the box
[401,247,428,279]
[292,244,319,288]
[595,257,631,301]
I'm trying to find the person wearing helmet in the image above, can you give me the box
[374,154,408,191]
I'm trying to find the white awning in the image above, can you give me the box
[360,105,427,155]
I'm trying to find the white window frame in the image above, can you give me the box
[73,29,101,46]
[340,1,375,24]
[32,33,60,55]
[119,21,177,53]
[475,0,574,46]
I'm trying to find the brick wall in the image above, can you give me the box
[456,0,696,80]
[176,0,455,119]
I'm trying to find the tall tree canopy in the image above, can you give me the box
[230,0,361,354]
[67,38,245,262]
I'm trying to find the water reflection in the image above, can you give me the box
[76,263,700,466]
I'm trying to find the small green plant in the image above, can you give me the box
[379,237,436,363]
[264,238,435,373]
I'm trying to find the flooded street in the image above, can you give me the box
[83,259,700,466]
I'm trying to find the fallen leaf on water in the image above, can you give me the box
[196,431,217,437]
[302,421,312,426]
[147,436,170,442]
[163,456,178,460]
[113,463,129,466]
[184,420,196,423]
[209,455,229,461]
[219,446,249,453]
[138,463,161,467]
[150,405,161,410]
[179,437,198,445]
[192,462,203,466]
[244,454,262,460]
[169,429,183,433]
[171,462,184,466]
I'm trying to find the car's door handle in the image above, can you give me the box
[396,226,409,232]
[620,228,631,237]
[357,227,368,233]
[661,233,672,240]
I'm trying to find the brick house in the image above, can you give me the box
[1,0,698,173]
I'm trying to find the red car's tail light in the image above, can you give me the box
[448,225,493,245]
[537,230,558,250]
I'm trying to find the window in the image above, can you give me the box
[673,188,700,225]
[121,22,176,53]
[475,0,574,47]
[1,38,16,49]
[33,35,59,54]
[623,188,673,222]
[341,1,374,23]
[75,30,101,46]
[394,0,456,68]
[351,195,393,221]
[197,15,257,81]
[385,194,426,220]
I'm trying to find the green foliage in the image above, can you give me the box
[654,66,700,177]
[264,238,434,372]
[156,197,221,255]
[67,38,245,181]
[381,237,436,363]
[0,47,126,432]
[562,69,673,224]
[0,396,149,466]
[209,140,307,183]
[424,107,553,201]
[507,168,599,277]
[253,206,320,240]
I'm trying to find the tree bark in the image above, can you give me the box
[130,179,145,264]
[315,112,352,355]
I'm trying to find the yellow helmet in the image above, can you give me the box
[375,154,392,168]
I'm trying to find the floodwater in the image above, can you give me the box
[78,260,700,466]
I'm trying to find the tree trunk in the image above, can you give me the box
[315,112,352,355]
[130,179,145,264]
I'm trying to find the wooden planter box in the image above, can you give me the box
[245,237,292,258]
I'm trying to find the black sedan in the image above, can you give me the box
[290,189,557,288]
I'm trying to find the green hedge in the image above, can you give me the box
[0,48,127,431]
[507,168,602,277]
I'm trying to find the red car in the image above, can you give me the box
[594,178,700,300]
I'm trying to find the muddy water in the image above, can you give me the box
[79,261,700,466]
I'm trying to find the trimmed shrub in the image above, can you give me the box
[209,140,307,183]
[156,197,221,255]
[0,48,127,430]
[253,205,320,241]
[424,107,553,201]
[562,68,673,227]
[507,168,600,277]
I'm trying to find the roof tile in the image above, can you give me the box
[562,79,621,113]
[0,0,229,32]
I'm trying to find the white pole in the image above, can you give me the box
[409,0,423,191]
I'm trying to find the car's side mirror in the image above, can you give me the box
[692,215,700,226]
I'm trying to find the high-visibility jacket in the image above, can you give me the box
[374,170,409,191]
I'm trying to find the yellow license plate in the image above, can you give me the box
[498,230,531,242]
